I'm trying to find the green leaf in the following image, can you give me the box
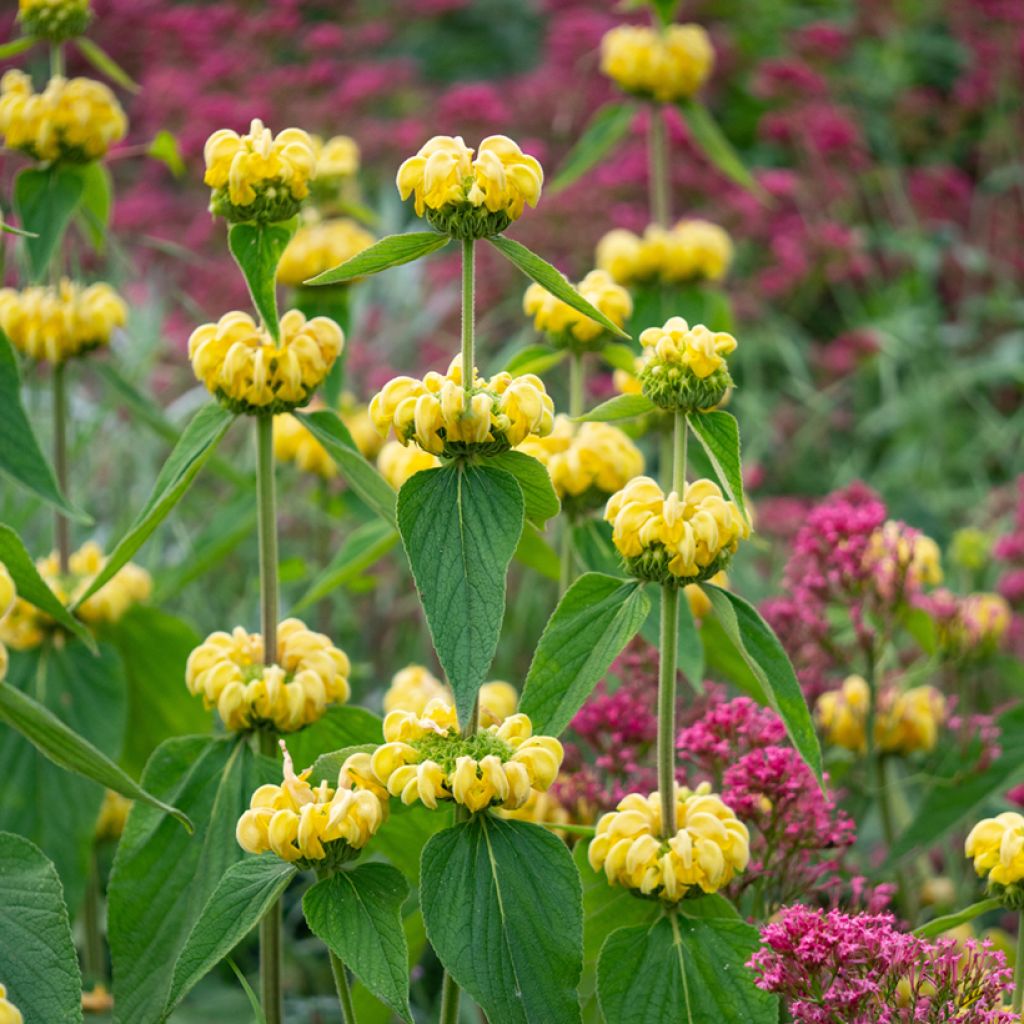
[490,450,560,528]
[600,342,640,374]
[504,343,567,376]
[488,235,630,340]
[575,393,656,423]
[397,463,524,727]
[147,129,185,176]
[307,231,450,285]
[702,585,822,782]
[285,704,384,772]
[687,410,748,521]
[573,519,621,576]
[227,220,298,341]
[304,863,413,1024]
[550,102,636,191]
[521,573,649,736]
[74,36,140,91]
[641,585,705,691]
[421,815,583,1024]
[913,898,1001,940]
[374,802,450,885]
[76,161,112,252]
[0,36,36,59]
[514,523,561,582]
[598,914,777,1024]
[650,0,683,26]
[14,164,85,281]
[0,832,82,1024]
[168,855,298,1013]
[73,403,236,609]
[0,523,94,648]
[109,736,270,1024]
[225,958,267,1024]
[351,910,427,1024]
[700,611,763,696]
[293,520,398,612]
[678,99,764,197]
[296,409,397,527]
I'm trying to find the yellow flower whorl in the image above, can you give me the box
[597,220,733,287]
[600,23,714,103]
[966,813,1024,889]
[864,522,943,593]
[588,784,750,902]
[188,308,343,414]
[383,664,518,726]
[185,619,351,733]
[273,394,381,478]
[237,742,386,866]
[203,118,316,222]
[376,440,440,490]
[311,134,360,182]
[523,270,632,350]
[369,356,555,458]
[0,984,23,1024]
[0,280,126,364]
[637,316,737,412]
[277,218,375,287]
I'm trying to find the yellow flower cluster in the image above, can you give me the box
[685,570,728,620]
[636,316,737,411]
[273,394,382,478]
[396,134,543,237]
[351,698,563,813]
[601,23,714,103]
[185,619,350,733]
[0,70,126,163]
[277,218,375,288]
[237,742,386,866]
[597,220,733,286]
[0,985,22,1024]
[958,593,1013,650]
[605,476,748,584]
[863,522,943,594]
[966,813,1024,888]
[589,784,750,901]
[369,355,555,458]
[203,118,316,222]
[18,0,91,41]
[377,440,440,490]
[519,415,643,510]
[311,134,360,181]
[383,663,518,726]
[523,270,633,350]
[815,675,947,756]
[502,788,573,831]
[188,308,343,414]
[0,279,126,363]
[0,564,14,681]
[0,542,150,651]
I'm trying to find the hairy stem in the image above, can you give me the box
[461,237,475,389]
[1014,911,1024,1013]
[647,105,671,227]
[559,516,573,598]
[328,949,358,1024]
[81,850,105,985]
[658,583,679,837]
[674,411,686,493]
[439,968,462,1024]
[569,350,585,420]
[52,361,70,572]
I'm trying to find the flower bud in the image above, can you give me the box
[597,220,732,287]
[18,0,92,41]
[637,317,737,413]
[966,813,1024,904]
[600,23,714,103]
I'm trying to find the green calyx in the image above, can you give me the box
[412,730,514,775]
[214,385,315,417]
[19,1,92,42]
[623,546,733,587]
[425,201,511,241]
[988,880,1024,911]
[210,184,305,226]
[640,363,732,414]
[299,838,362,875]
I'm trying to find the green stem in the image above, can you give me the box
[673,411,686,493]
[50,42,64,77]
[569,351,585,420]
[659,426,673,492]
[53,361,70,573]
[256,414,279,657]
[439,969,462,1024]
[316,476,332,634]
[647,105,671,227]
[1014,910,1024,1013]
[875,754,918,923]
[328,949,358,1024]
[559,516,573,597]
[81,850,105,985]
[461,238,475,390]
[658,583,679,837]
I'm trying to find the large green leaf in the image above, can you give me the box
[576,393,656,423]
[76,161,113,252]
[168,855,298,1014]
[74,36,140,91]
[397,463,524,727]
[913,898,1001,940]
[573,519,621,576]
[307,231,450,285]
[503,343,567,376]
[296,409,397,527]
[490,450,560,527]
[0,832,83,1023]
[303,863,413,1024]
[598,914,776,1024]
[350,910,427,1024]
[227,220,298,341]
[702,585,821,781]
[373,802,450,885]
[678,99,764,196]
[73,403,236,609]
[14,164,85,280]
[420,815,583,1024]
[551,102,636,191]
[0,332,88,519]
[521,573,649,736]
[285,704,384,771]
[514,522,561,582]
[488,235,630,340]
[109,736,269,1024]
[0,37,35,60]
[687,411,747,521]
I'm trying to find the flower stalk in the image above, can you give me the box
[52,361,70,572]
[461,238,475,389]
[1014,911,1024,1013]
[647,105,670,228]
[558,351,587,595]
[328,949,358,1024]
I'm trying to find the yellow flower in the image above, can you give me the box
[341,393,384,460]
[815,674,870,753]
[596,220,733,286]
[0,564,14,622]
[273,410,335,479]
[188,308,343,414]
[203,118,316,222]
[605,476,748,584]
[0,70,125,163]
[186,619,350,733]
[588,784,749,901]
[600,23,714,103]
[501,787,572,830]
[519,415,643,510]
[277,217,375,287]
[637,316,737,411]
[0,279,126,363]
[958,593,1012,651]
[311,134,360,181]
[18,0,91,41]
[863,521,943,597]
[396,134,543,238]
[360,699,562,813]
[369,356,554,458]
[383,664,518,725]
[377,440,440,490]
[237,741,386,865]
[0,985,22,1024]
[523,269,632,349]
[95,789,131,841]
[966,812,1024,887]
[685,570,728,620]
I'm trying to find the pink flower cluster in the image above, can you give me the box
[995,477,1024,608]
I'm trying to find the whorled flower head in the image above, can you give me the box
[523,270,632,350]
[588,784,750,901]
[597,220,733,287]
[518,415,643,514]
[310,133,360,182]
[966,812,1024,899]
[0,280,126,363]
[188,308,343,414]
[273,393,381,479]
[18,0,91,41]
[203,118,316,223]
[0,70,125,163]
[0,542,150,651]
[954,593,1012,653]
[383,663,518,726]
[237,741,386,870]
[376,439,440,490]
[185,619,350,733]
[0,984,22,1024]
[353,698,563,813]
[863,520,943,603]
[396,134,543,238]
[601,24,714,103]
[637,316,737,412]
[276,217,375,288]
[369,355,554,458]
[605,476,749,584]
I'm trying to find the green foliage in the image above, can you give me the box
[227,220,299,341]
[576,394,656,423]
[13,164,85,280]
[0,37,35,59]
[490,450,561,527]
[286,704,384,769]
[74,36,141,91]
[641,584,705,690]
[420,815,584,1024]
[76,161,113,252]
[373,802,450,885]
[677,99,764,196]
[514,522,561,581]
[147,129,185,177]
[912,898,1002,939]
[308,231,450,285]
[551,102,636,191]
[504,343,568,376]
[687,410,748,520]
